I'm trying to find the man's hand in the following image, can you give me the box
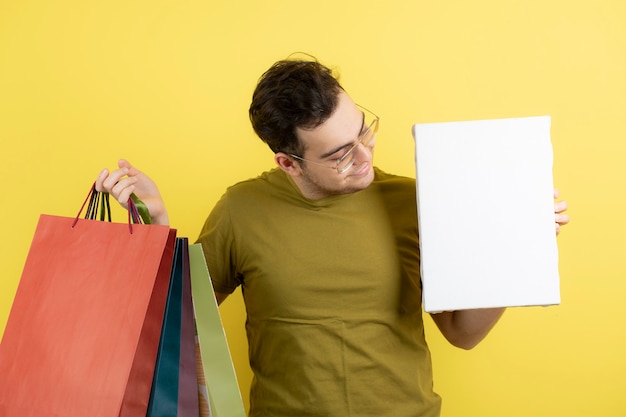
[554,188,570,235]
[95,159,169,225]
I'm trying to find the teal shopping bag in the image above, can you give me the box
[147,238,199,417]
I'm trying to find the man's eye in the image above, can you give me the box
[327,149,348,162]
[333,150,350,162]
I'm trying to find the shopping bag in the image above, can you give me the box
[178,239,201,417]
[196,336,212,417]
[0,185,176,417]
[189,243,246,417]
[147,238,199,417]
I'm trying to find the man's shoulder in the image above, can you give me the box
[373,167,416,188]
[226,168,285,192]
[221,168,294,206]
[370,167,417,209]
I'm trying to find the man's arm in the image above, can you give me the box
[215,291,229,306]
[430,308,505,350]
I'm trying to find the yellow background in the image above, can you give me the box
[1,1,624,416]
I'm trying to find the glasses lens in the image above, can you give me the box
[336,142,359,173]
[336,119,378,173]
[362,119,378,148]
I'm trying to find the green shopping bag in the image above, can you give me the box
[189,244,246,417]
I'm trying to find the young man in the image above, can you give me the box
[97,57,570,417]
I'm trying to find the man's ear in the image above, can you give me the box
[274,152,303,177]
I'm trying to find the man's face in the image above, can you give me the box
[292,92,376,200]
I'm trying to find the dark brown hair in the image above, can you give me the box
[249,57,343,155]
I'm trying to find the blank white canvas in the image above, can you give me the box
[412,116,560,313]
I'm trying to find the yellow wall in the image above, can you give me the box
[1,1,624,416]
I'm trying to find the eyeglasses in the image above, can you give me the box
[289,105,379,174]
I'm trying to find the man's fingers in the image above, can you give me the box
[116,184,136,207]
[555,213,570,225]
[118,159,141,177]
[101,167,129,191]
[554,200,568,214]
[95,169,109,192]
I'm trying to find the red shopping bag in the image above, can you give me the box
[0,186,176,417]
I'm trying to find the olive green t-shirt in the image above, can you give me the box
[197,167,441,417]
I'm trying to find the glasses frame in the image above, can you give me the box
[288,104,379,175]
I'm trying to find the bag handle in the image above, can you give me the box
[72,182,149,234]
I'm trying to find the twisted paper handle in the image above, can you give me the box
[72,182,151,233]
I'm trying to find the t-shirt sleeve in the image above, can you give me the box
[195,191,241,294]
